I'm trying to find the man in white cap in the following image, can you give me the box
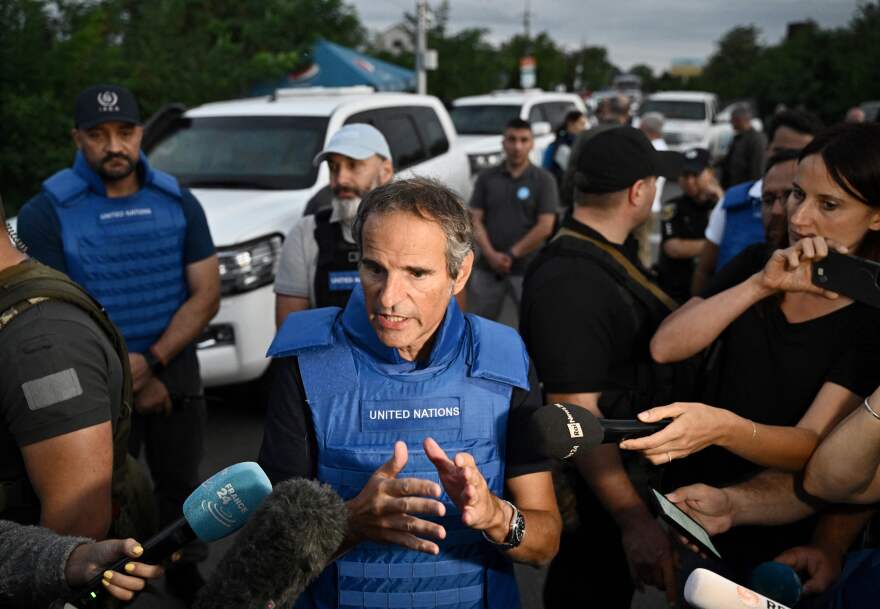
[275,123,393,326]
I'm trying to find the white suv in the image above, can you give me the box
[450,90,587,175]
[144,87,472,386]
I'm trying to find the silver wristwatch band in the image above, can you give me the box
[481,499,525,549]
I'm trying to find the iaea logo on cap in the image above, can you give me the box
[686,149,698,159]
[97,90,119,112]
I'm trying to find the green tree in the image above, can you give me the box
[699,25,763,102]
[568,45,617,92]
[500,32,569,91]
[0,0,366,214]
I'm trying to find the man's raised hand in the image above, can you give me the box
[423,437,502,531]
[346,441,447,554]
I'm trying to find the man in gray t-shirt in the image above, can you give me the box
[274,124,393,327]
[469,118,558,321]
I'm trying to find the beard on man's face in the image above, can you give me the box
[332,181,369,201]
[93,152,137,182]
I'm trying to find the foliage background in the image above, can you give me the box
[2,0,878,214]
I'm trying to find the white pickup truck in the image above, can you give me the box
[143,87,472,387]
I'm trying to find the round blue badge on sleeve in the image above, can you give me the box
[517,186,530,200]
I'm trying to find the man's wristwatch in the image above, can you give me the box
[482,499,525,549]
[143,349,165,374]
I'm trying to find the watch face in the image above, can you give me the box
[510,511,525,547]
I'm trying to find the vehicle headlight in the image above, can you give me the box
[217,233,284,296]
[468,153,503,175]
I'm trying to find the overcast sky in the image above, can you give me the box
[350,0,861,73]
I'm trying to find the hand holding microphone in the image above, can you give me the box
[619,402,734,465]
[68,461,272,607]
[65,538,165,602]
[529,402,671,460]
[773,545,839,596]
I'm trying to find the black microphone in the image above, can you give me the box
[193,478,348,609]
[531,402,671,459]
[68,462,272,607]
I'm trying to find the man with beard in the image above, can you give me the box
[274,124,393,326]
[17,84,219,603]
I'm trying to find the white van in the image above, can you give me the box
[144,87,472,386]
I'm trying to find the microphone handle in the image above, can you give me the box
[600,418,671,443]
[68,516,196,607]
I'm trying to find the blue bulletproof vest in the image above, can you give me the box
[268,285,530,609]
[716,180,764,272]
[42,151,188,353]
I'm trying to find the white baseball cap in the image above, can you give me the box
[313,123,392,166]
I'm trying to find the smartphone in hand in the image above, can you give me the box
[812,250,880,308]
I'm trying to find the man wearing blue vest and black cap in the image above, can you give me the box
[260,177,561,609]
[17,83,220,602]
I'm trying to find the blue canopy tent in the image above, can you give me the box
[252,40,415,95]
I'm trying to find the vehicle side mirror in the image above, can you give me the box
[531,121,552,137]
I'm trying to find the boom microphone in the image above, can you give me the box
[685,568,792,609]
[70,462,272,607]
[531,402,671,459]
[193,478,347,609]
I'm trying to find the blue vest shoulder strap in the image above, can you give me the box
[42,169,89,207]
[466,315,530,390]
[267,307,342,357]
[147,168,183,200]
[721,180,758,210]
[268,306,357,400]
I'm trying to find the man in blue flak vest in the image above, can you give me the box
[17,83,220,603]
[259,176,561,609]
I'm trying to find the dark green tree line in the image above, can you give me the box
[1,0,362,213]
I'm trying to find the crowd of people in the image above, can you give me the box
[2,81,880,609]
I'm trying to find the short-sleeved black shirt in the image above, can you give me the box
[470,163,559,275]
[520,215,658,417]
[257,357,552,487]
[663,243,880,570]
[0,298,122,524]
[656,194,714,302]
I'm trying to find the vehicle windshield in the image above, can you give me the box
[148,116,328,190]
[640,100,707,121]
[450,105,521,135]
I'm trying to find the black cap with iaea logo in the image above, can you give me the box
[74,84,141,130]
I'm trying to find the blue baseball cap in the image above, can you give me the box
[313,123,392,167]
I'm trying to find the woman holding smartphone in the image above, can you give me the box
[622,121,880,574]
[621,122,880,473]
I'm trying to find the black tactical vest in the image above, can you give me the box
[0,259,155,539]
[313,208,361,308]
